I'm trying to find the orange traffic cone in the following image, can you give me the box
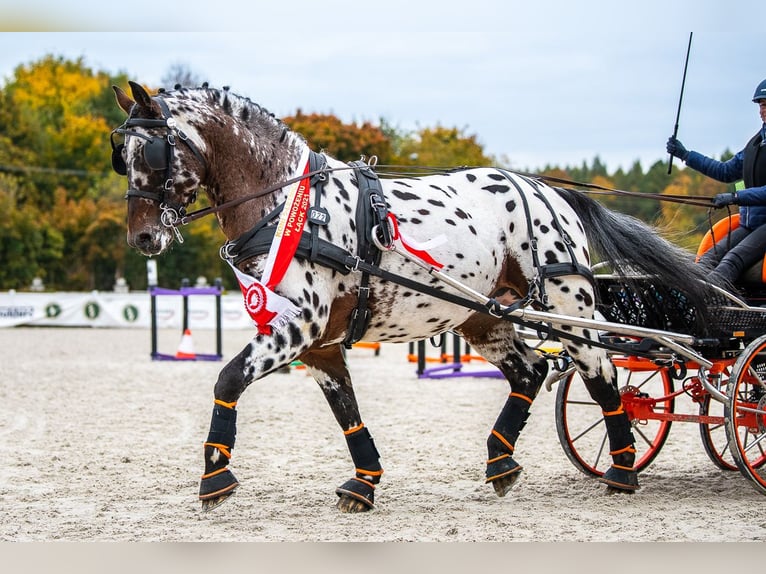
[175,328,196,359]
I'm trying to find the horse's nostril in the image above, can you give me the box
[137,232,153,247]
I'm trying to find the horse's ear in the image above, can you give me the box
[128,81,154,111]
[113,85,134,115]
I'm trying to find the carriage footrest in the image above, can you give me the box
[336,477,375,509]
[199,468,239,500]
[598,465,640,491]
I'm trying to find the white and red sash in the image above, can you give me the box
[385,213,446,269]
[229,147,312,334]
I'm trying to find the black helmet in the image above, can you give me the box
[753,79,766,102]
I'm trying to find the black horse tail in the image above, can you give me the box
[554,186,717,335]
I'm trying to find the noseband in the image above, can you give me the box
[111,97,207,241]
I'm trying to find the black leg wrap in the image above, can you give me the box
[206,403,237,449]
[599,409,640,491]
[485,455,522,483]
[335,477,375,509]
[345,426,382,482]
[200,403,239,502]
[602,410,634,456]
[487,395,531,458]
[485,395,530,483]
[199,468,239,500]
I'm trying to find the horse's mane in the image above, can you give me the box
[157,83,301,144]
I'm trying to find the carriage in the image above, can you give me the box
[111,80,766,512]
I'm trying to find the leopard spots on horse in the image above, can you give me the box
[575,288,594,307]
[466,173,477,182]
[428,199,445,207]
[392,189,420,201]
[454,208,470,220]
[544,251,560,264]
[505,200,517,212]
[333,178,349,198]
[468,225,477,235]
[288,323,304,347]
[418,209,430,216]
[482,184,510,194]
[488,173,506,181]
[445,219,457,226]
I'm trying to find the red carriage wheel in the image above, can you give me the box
[725,334,766,494]
[555,358,674,477]
[699,383,738,471]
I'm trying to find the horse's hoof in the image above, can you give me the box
[490,470,522,497]
[335,477,375,512]
[199,468,239,511]
[201,491,235,512]
[598,465,640,492]
[485,455,523,497]
[336,493,373,513]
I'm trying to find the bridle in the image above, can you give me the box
[110,96,207,242]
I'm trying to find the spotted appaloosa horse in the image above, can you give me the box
[112,81,715,512]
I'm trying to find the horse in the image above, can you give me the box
[111,80,717,512]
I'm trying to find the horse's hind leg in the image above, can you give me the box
[460,319,549,497]
[301,344,383,513]
[567,342,639,492]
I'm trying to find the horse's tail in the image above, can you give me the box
[554,186,717,334]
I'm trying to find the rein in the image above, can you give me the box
[177,163,717,227]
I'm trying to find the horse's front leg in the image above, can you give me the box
[198,335,301,511]
[301,344,383,513]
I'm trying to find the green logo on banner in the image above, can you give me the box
[84,302,100,320]
[45,303,61,318]
[123,304,139,322]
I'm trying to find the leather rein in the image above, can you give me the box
[176,163,718,228]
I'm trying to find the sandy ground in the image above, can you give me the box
[1,327,765,544]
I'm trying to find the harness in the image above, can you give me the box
[221,153,393,347]
[494,169,594,311]
[110,97,207,241]
[221,159,593,346]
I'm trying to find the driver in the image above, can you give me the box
[667,79,766,284]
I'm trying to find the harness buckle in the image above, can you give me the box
[167,133,176,146]
[346,256,362,273]
[219,242,236,261]
[164,178,173,191]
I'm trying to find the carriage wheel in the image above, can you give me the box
[555,361,674,477]
[725,334,766,494]
[698,373,738,471]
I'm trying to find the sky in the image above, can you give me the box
[0,0,763,173]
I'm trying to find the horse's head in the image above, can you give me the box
[111,81,207,256]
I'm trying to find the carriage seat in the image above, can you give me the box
[696,214,766,301]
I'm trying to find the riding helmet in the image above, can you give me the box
[753,79,766,102]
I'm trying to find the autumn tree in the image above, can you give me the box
[283,111,392,163]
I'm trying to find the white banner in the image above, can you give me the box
[0,290,254,329]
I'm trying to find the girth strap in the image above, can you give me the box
[494,169,594,307]
[343,160,390,348]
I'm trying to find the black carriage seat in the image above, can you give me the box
[695,214,766,305]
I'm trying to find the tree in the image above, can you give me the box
[390,125,492,168]
[160,63,204,89]
[283,111,392,163]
